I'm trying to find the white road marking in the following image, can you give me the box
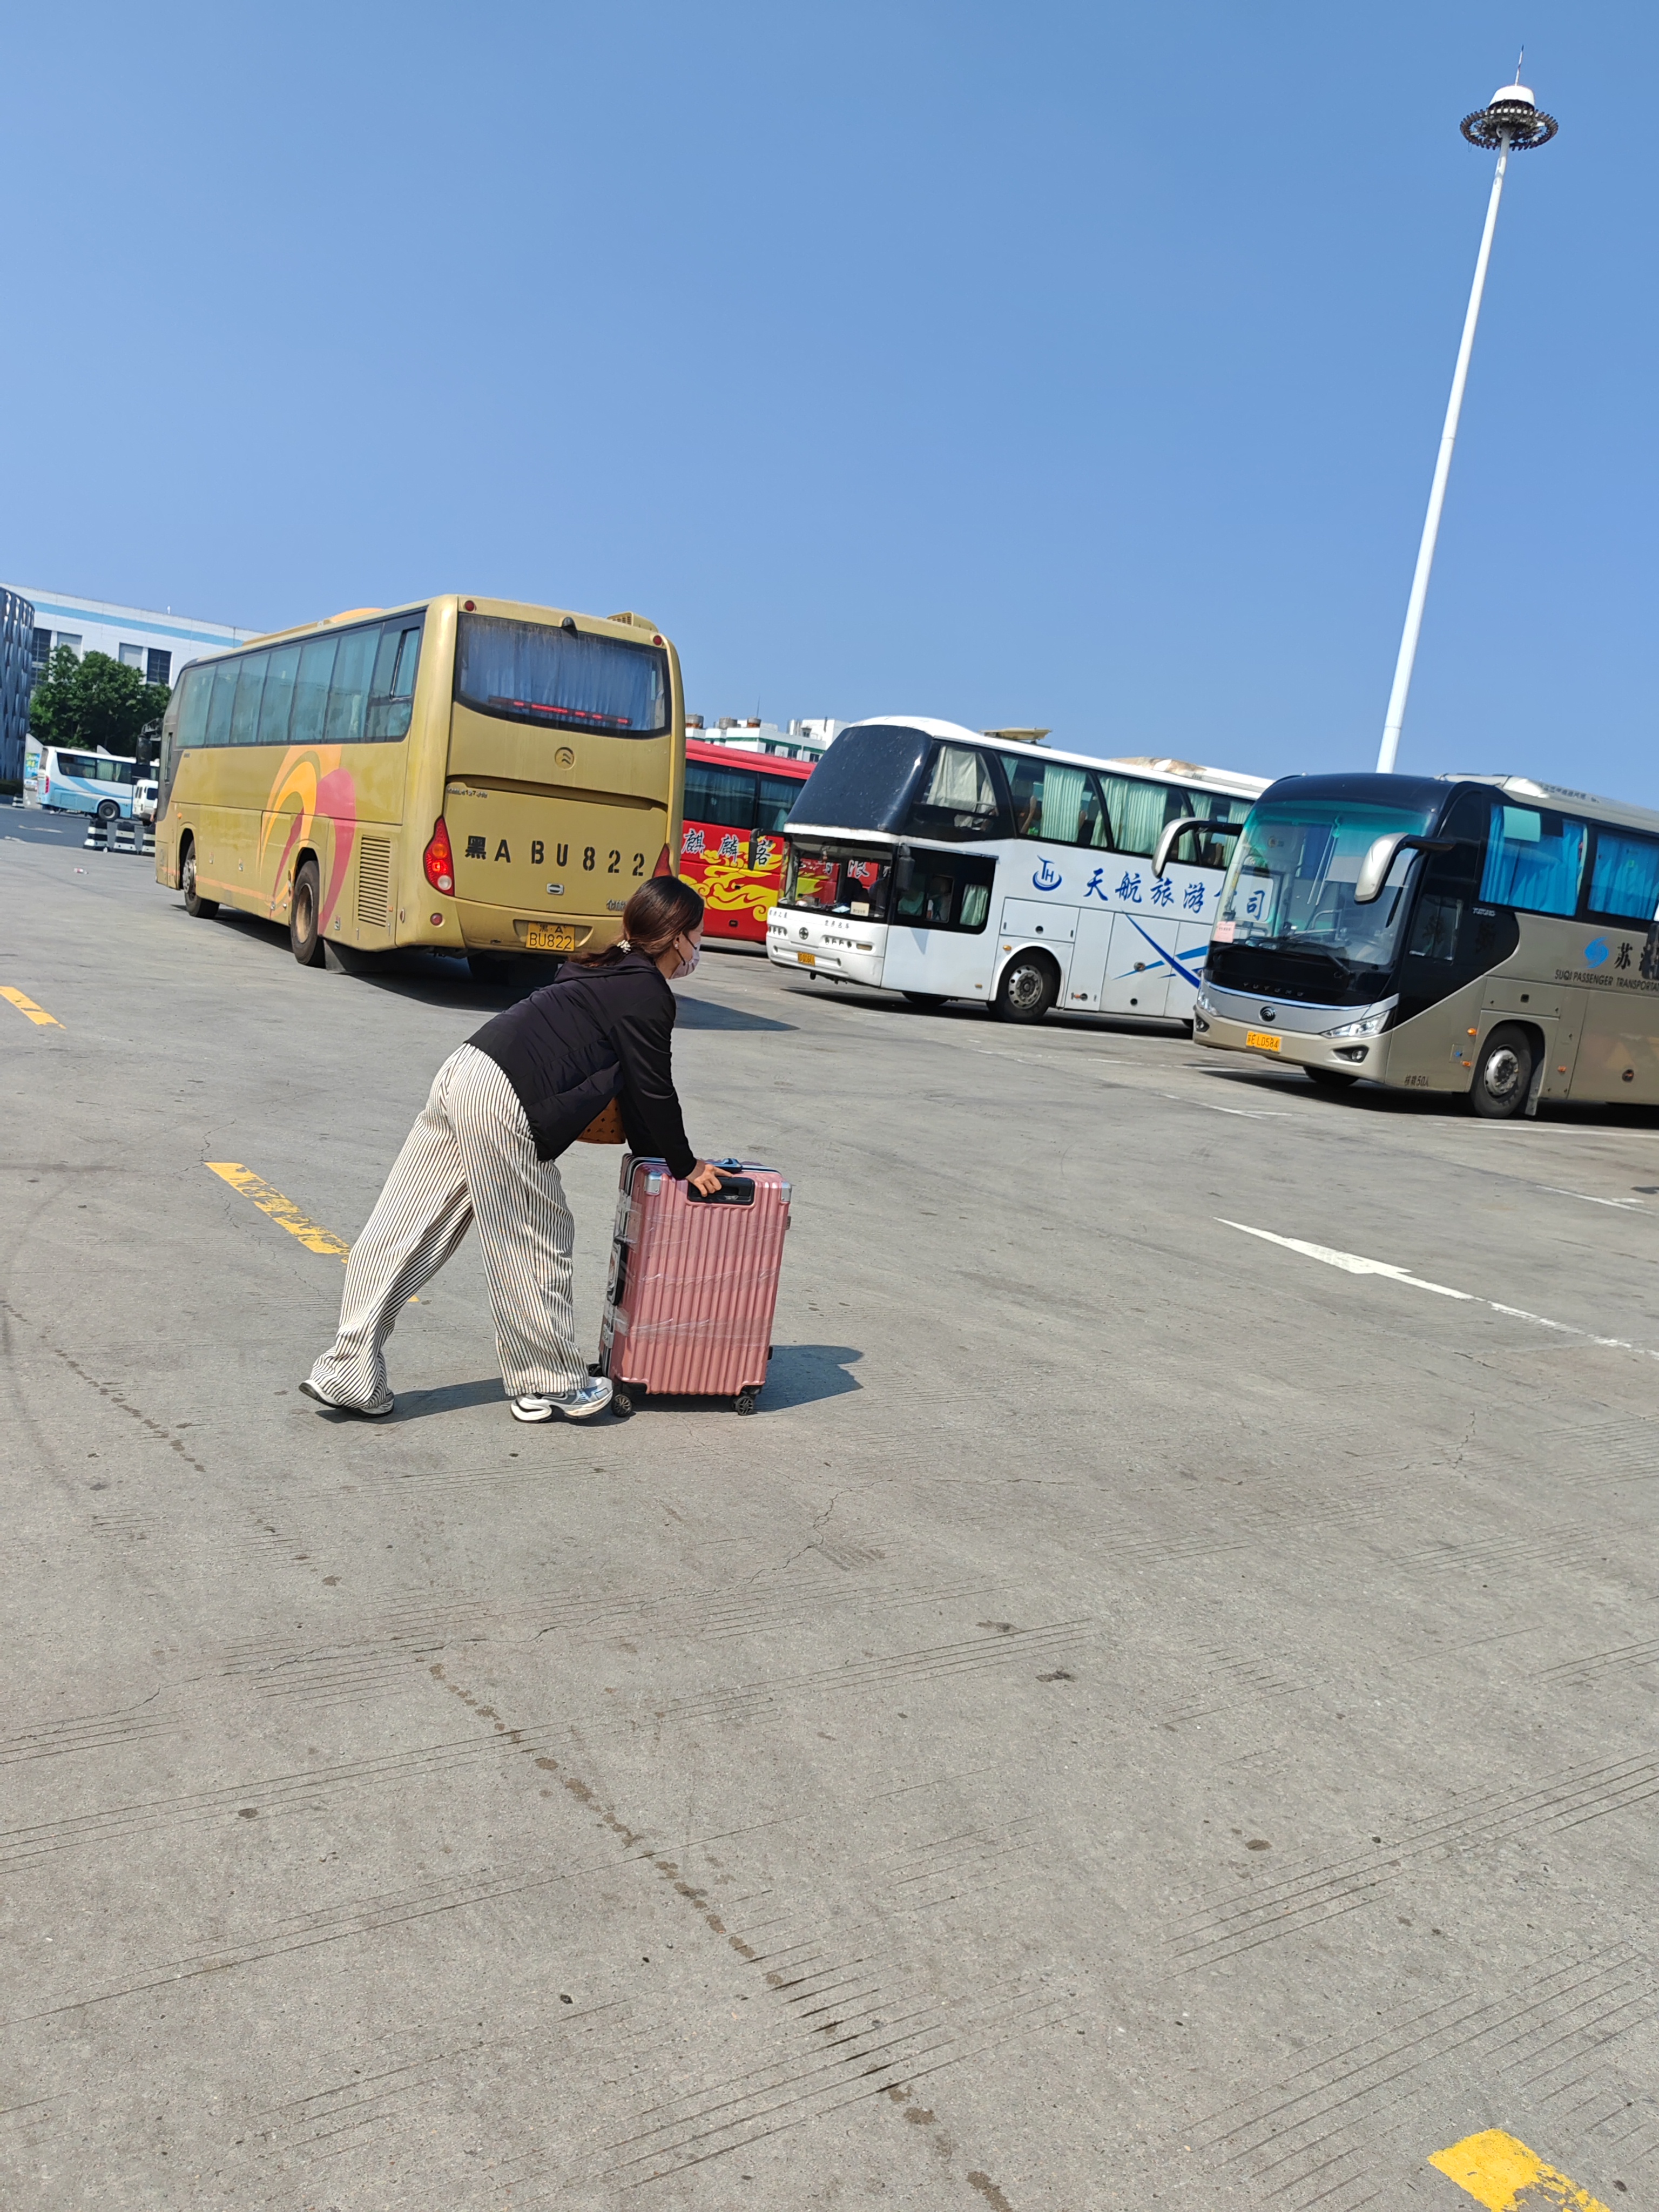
[1536,1184,1646,1210]
[1220,1221,1473,1297]
[1219,1219,1659,1359]
[1164,1094,1290,1120]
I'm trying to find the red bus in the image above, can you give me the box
[679,738,815,944]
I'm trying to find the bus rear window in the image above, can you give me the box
[455,615,669,738]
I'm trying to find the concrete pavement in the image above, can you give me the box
[3,830,1656,2210]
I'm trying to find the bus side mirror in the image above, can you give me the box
[1151,817,1242,879]
[1354,833,1455,903]
[892,846,916,897]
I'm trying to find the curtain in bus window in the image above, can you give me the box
[1098,773,1185,857]
[905,745,1003,838]
[1588,829,1659,922]
[206,662,238,747]
[366,621,422,740]
[757,775,802,835]
[176,666,211,746]
[258,644,300,748]
[1479,804,1587,916]
[324,626,378,745]
[230,653,269,746]
[996,755,1108,846]
[291,636,338,750]
[684,761,757,830]
[454,615,669,737]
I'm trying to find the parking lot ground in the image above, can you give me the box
[3,831,1657,2211]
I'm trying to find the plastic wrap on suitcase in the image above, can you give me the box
[598,1154,790,1404]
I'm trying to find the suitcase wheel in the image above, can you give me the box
[734,1389,758,1416]
[610,1387,636,1420]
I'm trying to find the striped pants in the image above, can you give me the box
[307,1045,587,1407]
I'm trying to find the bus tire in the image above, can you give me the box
[902,992,947,1010]
[97,798,119,823]
[290,858,326,967]
[993,950,1058,1024]
[1469,1023,1534,1119]
[180,840,218,919]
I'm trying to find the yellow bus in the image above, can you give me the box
[154,595,684,975]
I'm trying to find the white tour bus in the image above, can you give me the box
[23,738,139,821]
[766,718,1266,1022]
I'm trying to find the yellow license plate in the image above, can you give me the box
[524,922,577,953]
[797,950,817,965]
[1245,1030,1281,1052]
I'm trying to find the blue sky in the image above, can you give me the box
[4,4,1652,795]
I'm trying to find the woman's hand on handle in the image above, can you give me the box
[687,1160,724,1197]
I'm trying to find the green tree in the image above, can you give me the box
[29,647,171,759]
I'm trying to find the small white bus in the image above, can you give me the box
[766,718,1266,1023]
[23,739,138,821]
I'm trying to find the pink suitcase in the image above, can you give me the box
[596,1155,791,1416]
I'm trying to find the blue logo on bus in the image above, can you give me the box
[1585,938,1610,968]
[1031,857,1063,892]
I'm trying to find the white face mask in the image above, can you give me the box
[670,938,700,980]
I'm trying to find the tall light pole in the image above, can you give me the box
[1375,74,1558,774]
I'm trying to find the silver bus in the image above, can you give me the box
[1193,771,1659,1116]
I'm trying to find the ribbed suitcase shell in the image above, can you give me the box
[598,1155,790,1401]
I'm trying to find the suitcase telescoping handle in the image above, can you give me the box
[687,1171,756,1206]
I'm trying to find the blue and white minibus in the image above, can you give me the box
[23,739,139,820]
[766,718,1266,1023]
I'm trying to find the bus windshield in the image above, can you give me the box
[454,614,669,737]
[1215,795,1439,979]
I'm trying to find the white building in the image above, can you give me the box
[14,586,256,693]
[690,716,842,762]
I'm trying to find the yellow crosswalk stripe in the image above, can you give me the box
[206,1163,352,1259]
[1431,2129,1611,2210]
[1,986,62,1027]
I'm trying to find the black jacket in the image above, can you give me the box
[468,952,696,1177]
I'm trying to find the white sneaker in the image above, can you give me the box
[511,1377,614,1424]
[300,1378,394,1418]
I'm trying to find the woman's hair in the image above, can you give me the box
[569,875,705,967]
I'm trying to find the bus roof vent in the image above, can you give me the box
[608,610,658,631]
[983,727,1051,745]
[326,607,384,625]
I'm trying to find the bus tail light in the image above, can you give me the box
[424,817,455,895]
[652,844,672,877]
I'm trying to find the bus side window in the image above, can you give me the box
[757,774,802,836]
[176,665,211,747]
[291,637,338,750]
[366,622,423,740]
[325,626,379,745]
[1480,804,1588,916]
[905,745,1006,841]
[230,652,269,746]
[206,660,239,747]
[1586,828,1659,923]
[995,754,1110,847]
[259,644,300,748]
[1097,774,1186,858]
[684,761,758,832]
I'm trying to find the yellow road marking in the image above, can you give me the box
[206,1163,353,1259]
[1,986,62,1027]
[1430,2129,1611,2210]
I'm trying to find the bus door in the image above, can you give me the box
[880,849,999,995]
[1076,907,1174,1017]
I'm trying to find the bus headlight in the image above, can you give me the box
[1323,1010,1390,1039]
